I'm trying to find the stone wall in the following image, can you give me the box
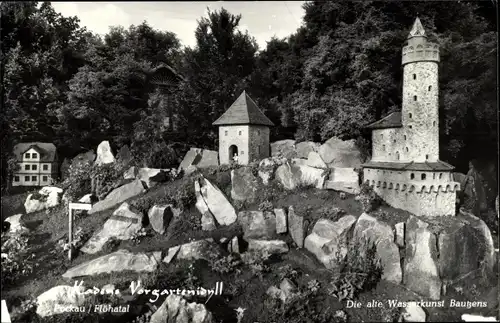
[218,125,250,165]
[401,61,439,162]
[248,125,270,163]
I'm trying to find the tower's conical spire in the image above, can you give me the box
[408,17,426,38]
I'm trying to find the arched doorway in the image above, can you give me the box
[229,145,238,163]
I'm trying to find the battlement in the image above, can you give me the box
[364,179,460,194]
[402,42,440,65]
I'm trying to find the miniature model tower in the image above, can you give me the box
[362,18,460,217]
[213,91,274,165]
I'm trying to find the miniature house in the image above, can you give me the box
[362,18,460,216]
[12,142,58,187]
[213,91,274,165]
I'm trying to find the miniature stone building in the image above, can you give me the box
[362,18,460,216]
[213,91,274,165]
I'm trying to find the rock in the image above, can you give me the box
[150,294,213,323]
[324,167,360,194]
[24,186,64,214]
[247,239,289,254]
[72,150,95,169]
[4,214,29,233]
[296,141,320,159]
[318,137,362,168]
[275,163,326,190]
[165,239,219,263]
[138,168,167,189]
[179,148,218,171]
[354,213,402,284]
[163,246,181,264]
[124,166,138,180]
[288,206,304,248]
[404,216,441,300]
[201,178,237,225]
[116,145,133,165]
[306,151,328,169]
[148,205,174,234]
[230,236,239,253]
[195,179,216,229]
[36,285,87,317]
[231,167,260,203]
[291,158,308,166]
[279,278,298,302]
[274,208,287,234]
[78,194,95,204]
[63,250,161,278]
[184,165,199,176]
[266,286,285,300]
[395,222,405,247]
[94,141,115,165]
[304,233,339,268]
[237,210,276,239]
[81,203,143,254]
[201,212,217,231]
[89,180,146,214]
[179,148,201,171]
[401,302,426,322]
[271,140,297,159]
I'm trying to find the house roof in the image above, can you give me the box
[212,91,275,127]
[362,160,455,171]
[365,111,402,130]
[13,142,57,162]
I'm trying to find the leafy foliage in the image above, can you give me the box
[1,231,39,286]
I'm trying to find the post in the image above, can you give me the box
[68,205,73,261]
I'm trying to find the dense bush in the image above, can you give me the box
[358,182,383,213]
[1,231,39,286]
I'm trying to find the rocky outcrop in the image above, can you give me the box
[306,152,328,169]
[94,141,115,166]
[394,222,405,247]
[89,180,146,214]
[237,211,276,239]
[124,166,138,179]
[288,206,304,248]
[199,178,237,226]
[150,294,213,323]
[36,285,87,317]
[163,239,219,263]
[247,239,289,254]
[271,140,297,159]
[24,186,63,214]
[295,141,321,159]
[137,168,168,189]
[318,137,362,169]
[258,157,286,185]
[275,163,326,190]
[3,214,29,233]
[231,167,260,203]
[179,148,218,171]
[62,249,161,278]
[353,213,402,284]
[148,205,175,234]
[81,203,144,254]
[274,208,287,234]
[324,167,360,194]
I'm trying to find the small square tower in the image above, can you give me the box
[213,91,274,165]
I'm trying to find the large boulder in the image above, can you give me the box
[124,166,139,180]
[148,205,174,234]
[81,203,143,254]
[94,141,115,166]
[353,213,402,284]
[274,208,288,234]
[247,239,289,254]
[163,239,219,263]
[404,216,442,300]
[116,145,133,165]
[275,163,326,190]
[3,214,29,234]
[271,140,297,159]
[89,179,146,214]
[62,249,161,278]
[237,211,276,239]
[194,180,217,230]
[306,152,328,169]
[324,167,360,194]
[137,168,168,189]
[150,294,213,323]
[258,157,286,185]
[231,167,260,203]
[288,206,305,248]
[24,186,63,214]
[200,178,237,226]
[36,285,87,317]
[318,137,362,168]
[296,141,321,159]
[179,148,218,171]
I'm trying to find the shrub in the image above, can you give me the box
[258,200,274,212]
[1,231,39,286]
[276,264,300,282]
[318,206,346,222]
[208,251,242,275]
[240,250,271,278]
[60,162,93,202]
[358,182,383,212]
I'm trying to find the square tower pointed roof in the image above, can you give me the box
[212,90,274,126]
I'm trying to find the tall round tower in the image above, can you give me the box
[401,18,440,163]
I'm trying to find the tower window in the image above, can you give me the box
[409,125,412,129]
[433,173,436,179]
[382,144,386,151]
[433,121,436,127]
[413,74,416,80]
[381,134,383,138]
[404,135,407,140]
[406,147,409,152]
[396,152,400,160]
[409,113,412,118]
[428,86,432,91]
[410,173,415,180]
[421,173,426,180]
[238,131,242,135]
[225,131,228,136]
[425,154,429,160]
[439,173,442,179]
[413,96,417,101]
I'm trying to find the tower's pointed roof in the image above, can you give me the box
[212,91,274,126]
[408,17,426,38]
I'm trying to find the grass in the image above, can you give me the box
[1,169,498,323]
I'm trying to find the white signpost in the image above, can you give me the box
[68,202,92,261]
